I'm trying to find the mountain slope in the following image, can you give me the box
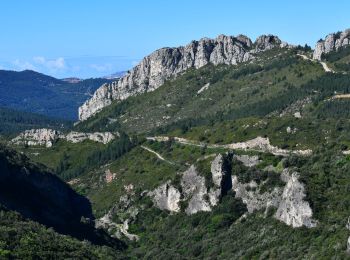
[0,145,125,250]
[0,106,70,135]
[0,70,111,120]
[8,29,350,258]
[0,205,124,259]
[75,48,324,133]
[78,34,291,120]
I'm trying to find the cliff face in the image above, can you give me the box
[148,153,316,228]
[11,128,116,147]
[313,29,350,60]
[79,34,289,121]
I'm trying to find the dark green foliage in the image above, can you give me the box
[0,205,124,259]
[322,46,350,62]
[0,106,71,135]
[0,146,125,250]
[76,49,323,134]
[232,157,284,192]
[0,69,111,119]
[56,133,137,180]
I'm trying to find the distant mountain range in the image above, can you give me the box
[102,71,126,80]
[0,70,112,120]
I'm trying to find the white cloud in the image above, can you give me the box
[12,59,36,70]
[90,63,113,72]
[33,56,65,70]
[33,56,46,64]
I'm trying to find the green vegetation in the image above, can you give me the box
[76,49,324,134]
[0,106,71,136]
[7,46,350,258]
[0,69,111,119]
[0,205,123,259]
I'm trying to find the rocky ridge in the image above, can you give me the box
[313,29,350,60]
[79,34,290,121]
[11,128,116,147]
[149,154,316,228]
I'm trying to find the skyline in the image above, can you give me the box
[1,0,350,78]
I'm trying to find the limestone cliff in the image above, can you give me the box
[149,153,233,215]
[11,128,116,147]
[313,29,350,60]
[79,34,289,121]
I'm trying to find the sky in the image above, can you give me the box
[0,0,349,79]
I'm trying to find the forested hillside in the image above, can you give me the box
[0,70,111,119]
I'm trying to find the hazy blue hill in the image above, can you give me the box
[0,69,111,120]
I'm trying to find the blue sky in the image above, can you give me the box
[1,0,349,78]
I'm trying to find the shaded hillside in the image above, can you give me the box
[0,145,125,250]
[0,70,111,120]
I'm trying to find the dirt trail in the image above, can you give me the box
[297,54,334,73]
[146,136,312,157]
[141,145,174,164]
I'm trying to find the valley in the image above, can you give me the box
[1,24,350,259]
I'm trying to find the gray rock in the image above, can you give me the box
[234,154,261,167]
[274,171,317,228]
[11,128,63,148]
[313,29,350,60]
[149,153,233,214]
[79,34,288,121]
[181,165,211,214]
[232,168,317,228]
[11,129,116,147]
[231,175,282,213]
[148,181,181,212]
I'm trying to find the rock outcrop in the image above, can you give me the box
[149,153,233,215]
[65,131,115,144]
[11,128,62,148]
[79,34,290,121]
[231,176,282,213]
[232,168,317,228]
[274,171,317,228]
[11,128,116,147]
[148,181,181,212]
[313,29,350,60]
[181,165,212,214]
[346,217,350,253]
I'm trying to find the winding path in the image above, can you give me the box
[146,136,312,157]
[141,145,174,164]
[297,54,334,73]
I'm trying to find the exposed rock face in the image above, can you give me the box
[11,128,62,148]
[96,193,139,241]
[275,172,317,228]
[345,216,350,253]
[149,153,233,215]
[181,165,212,214]
[232,169,317,228]
[254,35,283,51]
[11,128,116,147]
[232,176,282,213]
[313,29,350,60]
[79,34,289,121]
[148,182,181,212]
[234,154,261,167]
[65,131,115,144]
